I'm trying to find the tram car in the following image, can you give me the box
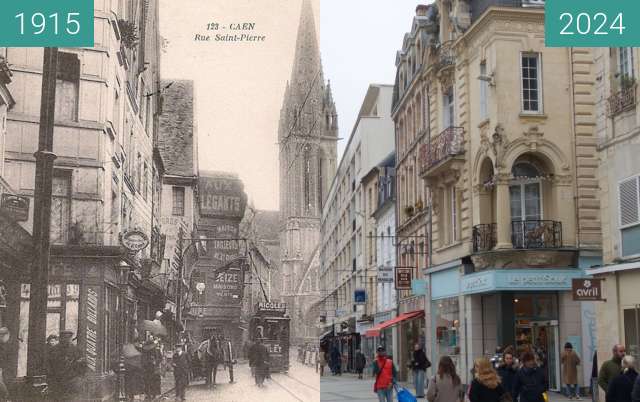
[249,302,290,373]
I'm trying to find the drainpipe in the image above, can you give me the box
[568,47,581,251]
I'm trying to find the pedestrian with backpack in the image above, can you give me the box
[513,351,547,402]
[372,346,398,402]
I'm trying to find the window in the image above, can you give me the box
[112,88,121,134]
[619,48,635,81]
[521,53,542,113]
[624,306,640,361]
[51,170,72,245]
[172,186,185,216]
[510,162,542,221]
[142,162,149,200]
[480,61,489,120]
[443,87,454,128]
[55,52,80,121]
[619,175,640,257]
[303,146,312,214]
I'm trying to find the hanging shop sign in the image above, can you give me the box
[377,266,394,283]
[395,267,413,290]
[120,230,149,252]
[572,278,604,301]
[257,302,287,314]
[354,289,366,304]
[1,193,30,222]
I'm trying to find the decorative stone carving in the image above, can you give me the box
[491,124,509,169]
[523,125,544,151]
[450,0,471,33]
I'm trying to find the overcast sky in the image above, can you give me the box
[160,0,424,210]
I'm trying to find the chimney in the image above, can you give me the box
[416,4,429,16]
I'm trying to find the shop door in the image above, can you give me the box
[531,320,560,392]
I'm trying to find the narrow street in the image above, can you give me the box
[161,356,319,402]
[320,373,578,402]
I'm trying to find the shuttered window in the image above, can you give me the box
[619,175,640,257]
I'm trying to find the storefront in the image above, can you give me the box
[429,265,463,372]
[461,269,587,392]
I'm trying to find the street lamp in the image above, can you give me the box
[196,282,206,318]
[117,261,130,402]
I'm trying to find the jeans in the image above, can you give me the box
[414,369,425,397]
[377,388,394,402]
[565,384,579,397]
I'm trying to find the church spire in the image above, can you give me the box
[289,0,324,95]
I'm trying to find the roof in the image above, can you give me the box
[158,80,196,177]
[253,210,280,241]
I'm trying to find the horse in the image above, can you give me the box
[198,337,223,387]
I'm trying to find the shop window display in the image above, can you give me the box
[435,297,460,367]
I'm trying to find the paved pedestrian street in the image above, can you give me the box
[158,358,320,402]
[320,373,579,402]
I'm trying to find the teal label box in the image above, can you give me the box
[546,0,640,47]
[0,0,94,47]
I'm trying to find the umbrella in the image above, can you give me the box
[122,343,143,368]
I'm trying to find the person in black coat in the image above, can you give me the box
[497,350,518,398]
[513,351,547,402]
[632,373,640,402]
[172,343,190,402]
[411,343,430,398]
[354,349,366,379]
[330,346,342,375]
[607,355,638,402]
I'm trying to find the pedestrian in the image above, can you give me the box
[371,346,397,402]
[632,373,640,402]
[141,337,162,400]
[331,345,342,375]
[497,349,517,399]
[0,327,11,402]
[221,337,235,384]
[411,343,431,398]
[561,342,582,400]
[606,355,638,402]
[426,355,462,402]
[47,330,87,402]
[254,338,270,387]
[468,357,506,402]
[319,346,327,377]
[355,349,367,379]
[172,342,190,402]
[513,351,547,402]
[46,334,59,352]
[599,344,626,397]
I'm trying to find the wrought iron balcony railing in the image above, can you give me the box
[607,84,637,117]
[512,220,562,249]
[419,127,464,174]
[435,41,455,71]
[472,224,497,252]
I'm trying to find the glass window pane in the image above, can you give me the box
[510,185,523,221]
[524,183,541,220]
[66,285,80,336]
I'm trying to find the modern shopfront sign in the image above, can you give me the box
[572,278,604,301]
[395,268,412,290]
[354,289,366,304]
[461,269,586,295]
[431,268,461,300]
[411,279,428,296]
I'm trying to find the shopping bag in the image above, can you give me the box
[543,392,548,402]
[394,384,418,402]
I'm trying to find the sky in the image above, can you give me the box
[159,0,424,211]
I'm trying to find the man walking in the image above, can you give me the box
[372,346,397,402]
[172,342,190,402]
[599,344,625,397]
[411,343,430,398]
[354,349,367,379]
[47,330,86,402]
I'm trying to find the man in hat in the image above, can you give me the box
[172,342,190,402]
[47,330,86,401]
[0,327,11,402]
[371,346,398,402]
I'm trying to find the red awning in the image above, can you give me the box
[364,310,425,337]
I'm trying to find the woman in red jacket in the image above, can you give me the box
[372,346,398,402]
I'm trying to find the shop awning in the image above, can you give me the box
[364,310,424,337]
[320,329,334,340]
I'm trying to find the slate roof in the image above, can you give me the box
[158,80,196,177]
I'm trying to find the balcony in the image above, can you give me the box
[512,220,562,249]
[472,224,497,252]
[435,41,455,72]
[607,84,637,117]
[419,127,465,178]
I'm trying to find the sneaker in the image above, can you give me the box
[575,397,583,400]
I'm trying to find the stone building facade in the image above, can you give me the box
[278,0,338,343]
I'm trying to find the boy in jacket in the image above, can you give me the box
[372,346,398,402]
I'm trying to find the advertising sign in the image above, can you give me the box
[198,175,247,219]
[354,289,366,304]
[257,302,287,314]
[395,267,412,290]
[85,286,99,372]
[120,230,149,252]
[207,267,244,305]
[572,278,604,301]
[377,266,394,283]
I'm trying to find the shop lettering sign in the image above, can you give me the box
[395,268,412,290]
[257,302,287,313]
[120,230,149,252]
[85,287,99,372]
[504,273,570,287]
[377,267,394,283]
[198,176,247,218]
[462,273,494,294]
[1,193,30,221]
[572,279,604,301]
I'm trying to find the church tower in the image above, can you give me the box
[278,0,337,342]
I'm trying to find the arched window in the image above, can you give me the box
[509,161,542,221]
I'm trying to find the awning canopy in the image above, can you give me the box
[365,310,424,337]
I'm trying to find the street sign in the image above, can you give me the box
[572,278,604,301]
[257,302,287,314]
[1,193,30,221]
[354,289,366,304]
[120,229,149,252]
[396,267,412,290]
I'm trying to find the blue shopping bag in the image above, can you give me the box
[394,384,418,402]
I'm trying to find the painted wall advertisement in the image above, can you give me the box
[198,175,247,219]
[207,267,244,306]
[85,286,99,372]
